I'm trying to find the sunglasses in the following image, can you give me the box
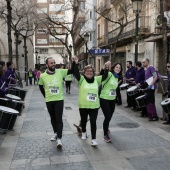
[166,66,170,68]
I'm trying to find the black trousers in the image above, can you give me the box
[79,108,98,139]
[116,87,122,104]
[100,98,115,136]
[65,81,72,92]
[46,100,64,139]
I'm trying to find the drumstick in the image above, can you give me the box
[0,75,12,89]
[159,81,165,94]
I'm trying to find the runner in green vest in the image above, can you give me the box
[100,62,122,143]
[73,56,110,146]
[28,68,33,85]
[39,57,75,148]
[64,67,73,94]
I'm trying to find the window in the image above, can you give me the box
[98,24,100,38]
[37,39,47,44]
[37,8,47,13]
[90,11,92,19]
[37,29,47,34]
[37,0,47,3]
[79,2,85,10]
[49,38,64,42]
[89,33,92,41]
[40,49,48,54]
[50,0,64,3]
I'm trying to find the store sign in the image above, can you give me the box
[89,49,110,55]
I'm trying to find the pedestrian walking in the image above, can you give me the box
[33,68,38,85]
[162,62,170,124]
[142,58,159,121]
[39,57,74,148]
[99,62,121,143]
[65,66,73,94]
[28,68,33,85]
[73,56,110,146]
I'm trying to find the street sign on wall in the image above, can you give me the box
[89,49,110,55]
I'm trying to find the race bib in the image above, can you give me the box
[109,89,116,96]
[87,93,97,102]
[49,87,59,94]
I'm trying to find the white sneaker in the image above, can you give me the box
[91,139,98,146]
[50,133,57,141]
[81,132,87,139]
[57,139,63,148]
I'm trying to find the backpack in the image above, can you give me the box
[156,70,161,82]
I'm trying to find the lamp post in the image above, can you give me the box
[69,44,72,64]
[14,30,22,70]
[38,56,40,69]
[6,0,12,62]
[35,51,38,67]
[131,0,142,63]
[84,32,89,65]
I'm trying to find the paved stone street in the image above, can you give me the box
[0,82,170,170]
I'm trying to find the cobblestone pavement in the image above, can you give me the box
[0,82,170,170]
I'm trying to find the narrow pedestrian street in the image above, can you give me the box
[0,83,170,170]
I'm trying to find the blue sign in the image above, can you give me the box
[89,49,110,55]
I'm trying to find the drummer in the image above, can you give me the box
[142,58,159,121]
[162,62,170,124]
[4,61,16,86]
[131,61,145,111]
[0,65,8,98]
[124,61,136,108]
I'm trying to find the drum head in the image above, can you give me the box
[136,95,146,100]
[0,106,19,114]
[161,98,170,106]
[120,83,129,88]
[0,98,9,101]
[127,86,138,92]
[13,87,27,91]
[12,100,24,104]
[6,94,21,101]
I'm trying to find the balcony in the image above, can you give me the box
[100,0,111,15]
[108,16,151,44]
[98,34,108,47]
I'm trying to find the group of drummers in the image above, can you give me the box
[121,58,170,124]
[0,60,26,133]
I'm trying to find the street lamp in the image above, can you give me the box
[69,44,72,64]
[35,51,38,65]
[131,0,143,63]
[84,33,89,65]
[14,30,22,70]
[38,56,40,69]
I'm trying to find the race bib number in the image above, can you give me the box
[109,89,116,96]
[49,86,59,94]
[87,93,97,102]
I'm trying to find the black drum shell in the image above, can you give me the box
[136,95,146,108]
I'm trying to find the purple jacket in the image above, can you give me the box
[135,67,145,85]
[4,68,16,84]
[125,66,136,83]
